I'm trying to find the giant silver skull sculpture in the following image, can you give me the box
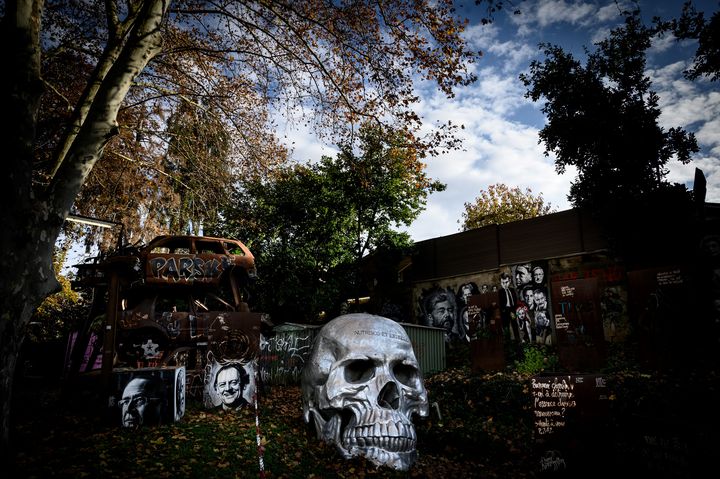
[301,314,429,470]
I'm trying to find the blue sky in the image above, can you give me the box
[286,0,720,242]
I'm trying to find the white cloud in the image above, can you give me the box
[512,0,600,34]
[649,32,677,55]
[536,0,596,26]
[651,63,720,197]
[589,25,612,45]
[692,155,720,203]
[463,21,500,49]
[464,21,536,73]
[279,120,339,164]
[488,41,538,73]
[596,2,626,22]
[400,83,575,241]
[660,89,720,130]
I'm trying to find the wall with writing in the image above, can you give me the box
[627,266,692,367]
[550,278,606,371]
[531,374,611,475]
[549,253,630,342]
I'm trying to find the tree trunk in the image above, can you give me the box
[0,0,170,458]
[0,0,50,460]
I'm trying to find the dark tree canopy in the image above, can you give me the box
[520,9,698,211]
[665,1,720,82]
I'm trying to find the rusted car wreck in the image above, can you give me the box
[68,235,263,401]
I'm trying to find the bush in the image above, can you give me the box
[513,343,559,376]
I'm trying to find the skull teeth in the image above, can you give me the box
[354,446,417,471]
[342,420,417,452]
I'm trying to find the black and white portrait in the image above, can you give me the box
[204,361,254,411]
[420,286,460,342]
[119,376,165,428]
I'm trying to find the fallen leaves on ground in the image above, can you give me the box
[10,366,719,478]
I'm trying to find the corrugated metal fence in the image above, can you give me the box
[399,323,446,376]
[259,322,446,385]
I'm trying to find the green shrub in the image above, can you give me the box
[513,343,558,376]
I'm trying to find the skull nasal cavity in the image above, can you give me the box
[378,382,400,409]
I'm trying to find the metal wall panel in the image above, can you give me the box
[435,226,499,278]
[411,240,438,281]
[498,209,584,265]
[409,209,606,283]
[261,323,446,384]
[400,323,446,376]
[579,209,607,252]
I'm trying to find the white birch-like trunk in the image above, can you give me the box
[0,0,170,459]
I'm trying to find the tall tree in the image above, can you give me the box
[461,183,554,230]
[327,124,445,301]
[0,0,477,451]
[214,124,444,323]
[215,163,354,323]
[520,9,698,211]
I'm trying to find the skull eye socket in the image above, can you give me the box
[344,359,375,383]
[393,363,419,387]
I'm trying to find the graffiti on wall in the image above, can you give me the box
[551,278,604,348]
[64,331,103,373]
[700,234,720,344]
[549,258,629,342]
[416,276,499,342]
[259,331,315,385]
[549,265,624,284]
[147,254,236,284]
[600,286,629,342]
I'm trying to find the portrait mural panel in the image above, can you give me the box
[510,261,553,345]
[419,286,461,342]
[112,366,185,428]
[204,360,255,411]
[414,263,554,345]
[202,312,262,411]
[416,276,500,343]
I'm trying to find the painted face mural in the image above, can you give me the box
[212,363,250,411]
[532,266,545,285]
[301,314,429,471]
[420,287,459,342]
[120,378,162,428]
[534,290,548,310]
[514,264,532,288]
[429,298,455,332]
[523,288,535,309]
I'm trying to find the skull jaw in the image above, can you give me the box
[343,444,418,471]
[310,407,420,471]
